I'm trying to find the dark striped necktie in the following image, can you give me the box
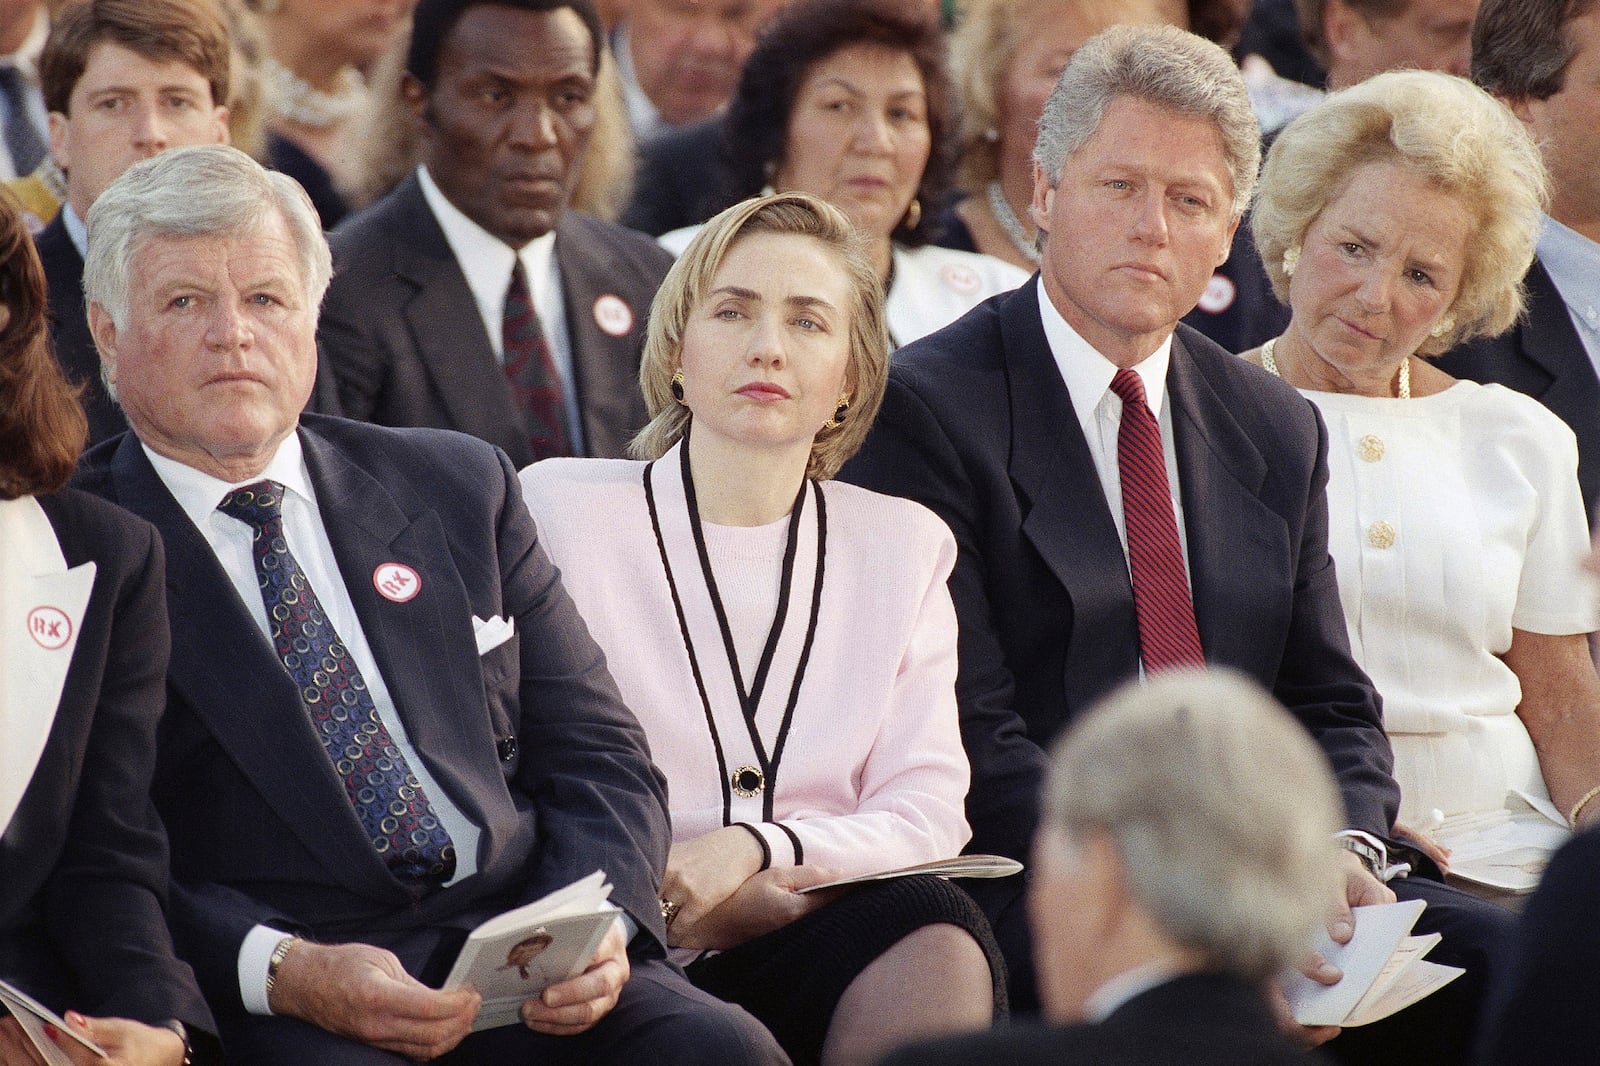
[1109,368,1204,672]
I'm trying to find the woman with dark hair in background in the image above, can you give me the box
[0,200,213,1063]
[659,0,1027,350]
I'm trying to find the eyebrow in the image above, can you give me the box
[711,285,839,313]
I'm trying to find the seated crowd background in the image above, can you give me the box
[5,0,1600,1063]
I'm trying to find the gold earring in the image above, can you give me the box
[670,369,687,405]
[1282,246,1300,278]
[903,198,922,231]
[1430,315,1455,339]
[821,395,851,431]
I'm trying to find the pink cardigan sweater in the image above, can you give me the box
[520,445,971,874]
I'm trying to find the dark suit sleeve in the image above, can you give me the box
[493,449,673,947]
[844,375,1048,863]
[1275,408,1399,840]
[42,515,215,1037]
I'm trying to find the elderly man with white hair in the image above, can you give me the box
[882,670,1339,1064]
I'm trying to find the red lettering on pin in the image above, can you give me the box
[27,606,72,650]
[373,563,421,603]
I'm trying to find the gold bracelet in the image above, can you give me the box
[1569,783,1600,828]
[264,936,299,1004]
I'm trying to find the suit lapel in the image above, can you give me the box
[1168,338,1283,667]
[1516,259,1600,508]
[1004,281,1141,693]
[389,178,529,461]
[108,438,407,899]
[555,217,646,458]
[300,429,508,836]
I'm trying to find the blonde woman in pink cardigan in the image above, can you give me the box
[519,193,1001,1066]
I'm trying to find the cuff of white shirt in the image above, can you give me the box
[240,925,295,1015]
[615,912,637,945]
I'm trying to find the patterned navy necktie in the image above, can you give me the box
[1109,369,1205,672]
[217,480,456,884]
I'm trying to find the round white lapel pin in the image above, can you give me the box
[1196,273,1236,315]
[593,294,634,337]
[373,563,421,603]
[27,605,72,650]
[940,263,981,296]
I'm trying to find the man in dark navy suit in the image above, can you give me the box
[74,143,784,1066]
[843,26,1509,1061]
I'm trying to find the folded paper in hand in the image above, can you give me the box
[796,854,1023,893]
[0,977,108,1064]
[1283,899,1463,1028]
[442,870,618,1031]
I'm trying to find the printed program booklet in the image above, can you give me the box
[796,854,1024,893]
[1283,899,1463,1027]
[0,977,107,1064]
[441,870,618,1031]
[1425,788,1569,894]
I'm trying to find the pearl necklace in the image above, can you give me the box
[986,180,1040,264]
[263,56,368,129]
[1260,337,1410,399]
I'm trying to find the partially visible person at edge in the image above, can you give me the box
[0,191,216,1066]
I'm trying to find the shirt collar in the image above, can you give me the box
[612,21,668,142]
[1083,961,1184,1023]
[62,203,86,258]
[416,164,556,306]
[1037,284,1174,422]
[143,431,315,531]
[1537,214,1600,306]
[4,10,47,75]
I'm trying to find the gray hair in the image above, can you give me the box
[1038,669,1342,982]
[1033,24,1261,219]
[84,144,333,333]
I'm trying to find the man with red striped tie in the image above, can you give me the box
[842,23,1511,1066]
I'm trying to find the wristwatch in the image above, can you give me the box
[158,1019,193,1066]
[1335,830,1409,882]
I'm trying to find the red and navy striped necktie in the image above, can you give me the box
[1109,368,1205,672]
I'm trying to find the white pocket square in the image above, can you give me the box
[472,614,515,655]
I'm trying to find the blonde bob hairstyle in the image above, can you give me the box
[1252,70,1548,356]
[629,193,888,480]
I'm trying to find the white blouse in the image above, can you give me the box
[1303,381,1598,823]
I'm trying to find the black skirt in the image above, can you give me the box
[684,874,1008,1065]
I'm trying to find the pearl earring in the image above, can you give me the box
[1282,246,1300,278]
[1430,315,1455,339]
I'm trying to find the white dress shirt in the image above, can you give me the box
[142,434,482,1013]
[1036,290,1191,577]
[415,165,585,453]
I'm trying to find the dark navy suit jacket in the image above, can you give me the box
[0,489,213,1044]
[73,418,671,1017]
[881,973,1325,1066]
[1438,256,1600,519]
[842,277,1397,862]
